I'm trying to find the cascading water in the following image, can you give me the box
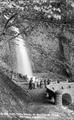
[11,26,33,79]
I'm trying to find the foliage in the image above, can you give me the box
[0,0,74,30]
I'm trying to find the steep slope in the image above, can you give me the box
[0,70,33,116]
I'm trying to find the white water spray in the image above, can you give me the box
[11,26,33,79]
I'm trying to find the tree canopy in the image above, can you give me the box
[0,0,74,32]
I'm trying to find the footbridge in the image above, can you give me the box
[46,82,74,106]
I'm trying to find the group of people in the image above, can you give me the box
[5,69,51,90]
[29,78,51,90]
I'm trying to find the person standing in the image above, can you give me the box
[40,80,43,88]
[47,79,50,85]
[44,79,47,88]
[29,78,33,89]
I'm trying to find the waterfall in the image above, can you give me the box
[11,26,33,79]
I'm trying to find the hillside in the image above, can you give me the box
[0,22,74,80]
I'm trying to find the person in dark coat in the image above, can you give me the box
[44,79,47,88]
[29,78,33,89]
[47,79,50,85]
[40,80,43,88]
